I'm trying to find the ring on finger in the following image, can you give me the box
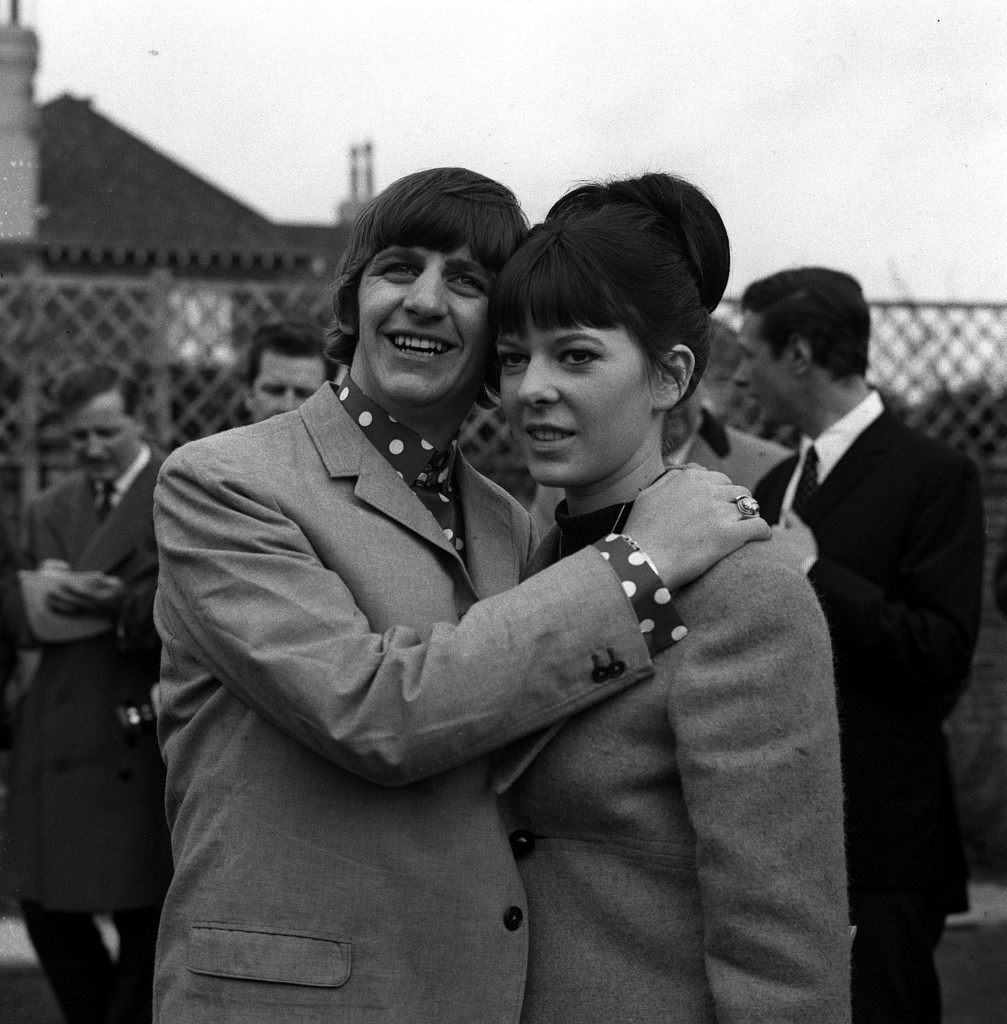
[732,494,761,518]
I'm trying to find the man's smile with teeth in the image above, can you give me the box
[390,334,452,356]
[528,427,573,441]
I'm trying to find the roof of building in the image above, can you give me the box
[35,93,345,274]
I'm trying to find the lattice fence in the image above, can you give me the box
[1,270,1006,866]
[1,274,1004,511]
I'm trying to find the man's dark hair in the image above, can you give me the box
[245,317,331,385]
[328,167,528,406]
[742,267,871,380]
[54,363,141,416]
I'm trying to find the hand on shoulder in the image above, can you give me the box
[625,464,770,592]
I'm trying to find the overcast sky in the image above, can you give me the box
[24,0,1007,301]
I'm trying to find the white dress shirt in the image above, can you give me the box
[781,391,884,514]
[101,444,152,509]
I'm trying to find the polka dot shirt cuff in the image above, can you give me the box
[593,534,688,653]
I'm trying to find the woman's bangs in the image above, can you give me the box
[492,236,619,338]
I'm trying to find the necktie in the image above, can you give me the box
[792,445,819,518]
[95,481,115,523]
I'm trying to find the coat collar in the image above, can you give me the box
[299,385,522,600]
[524,527,561,579]
[697,407,730,458]
[756,411,896,526]
[795,410,894,526]
[77,453,162,572]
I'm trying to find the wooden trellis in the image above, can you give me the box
[1,270,1006,867]
[1,273,1005,527]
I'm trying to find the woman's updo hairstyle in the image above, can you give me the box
[490,172,729,400]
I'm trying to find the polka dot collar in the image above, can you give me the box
[334,378,458,492]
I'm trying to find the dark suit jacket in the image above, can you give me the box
[0,519,25,747]
[0,455,173,911]
[755,411,984,904]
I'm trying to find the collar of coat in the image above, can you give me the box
[332,378,457,494]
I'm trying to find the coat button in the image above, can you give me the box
[51,758,69,774]
[608,660,626,677]
[509,830,535,859]
[591,666,611,682]
[503,906,524,931]
[117,768,134,782]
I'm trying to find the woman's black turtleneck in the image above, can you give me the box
[554,500,634,557]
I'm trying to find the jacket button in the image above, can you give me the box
[51,758,69,774]
[503,906,524,931]
[117,768,134,782]
[591,666,611,682]
[608,661,626,677]
[509,830,535,859]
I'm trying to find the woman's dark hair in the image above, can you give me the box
[328,167,528,406]
[490,172,729,400]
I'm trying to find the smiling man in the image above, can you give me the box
[151,167,767,1023]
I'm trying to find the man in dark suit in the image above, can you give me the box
[0,364,172,1024]
[0,517,24,750]
[736,268,985,1024]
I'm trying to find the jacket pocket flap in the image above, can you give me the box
[188,924,351,987]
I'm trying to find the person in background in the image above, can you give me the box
[995,537,1007,618]
[738,268,985,1024]
[151,167,767,1023]
[528,318,789,535]
[243,316,334,423]
[659,317,789,485]
[494,172,849,1023]
[0,516,23,751]
[0,363,172,1024]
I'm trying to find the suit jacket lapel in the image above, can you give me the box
[798,413,894,528]
[48,476,100,563]
[523,527,561,579]
[754,455,797,525]
[300,386,464,565]
[455,457,524,600]
[79,455,161,573]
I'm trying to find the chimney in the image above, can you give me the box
[0,2,40,240]
[337,140,375,226]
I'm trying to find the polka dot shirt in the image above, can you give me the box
[336,378,466,558]
[555,501,688,654]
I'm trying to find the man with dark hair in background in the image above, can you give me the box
[736,268,985,1024]
[0,364,172,1024]
[243,316,334,423]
